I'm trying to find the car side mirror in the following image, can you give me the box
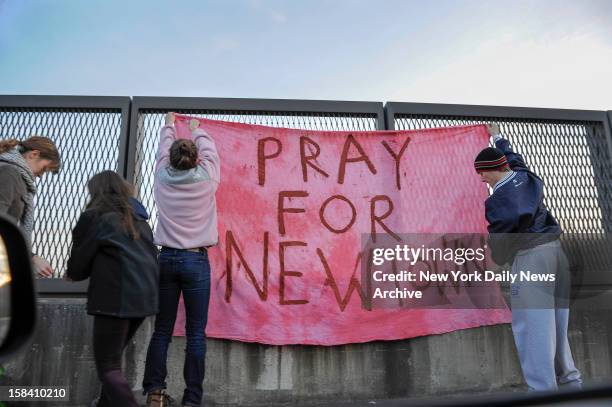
[0,213,36,363]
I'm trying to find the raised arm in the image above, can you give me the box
[190,119,221,183]
[155,112,177,173]
[487,123,529,171]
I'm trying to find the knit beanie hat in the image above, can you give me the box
[474,147,509,172]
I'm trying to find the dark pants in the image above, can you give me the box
[93,315,144,407]
[143,248,211,406]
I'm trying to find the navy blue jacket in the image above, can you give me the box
[486,138,561,264]
[66,198,159,318]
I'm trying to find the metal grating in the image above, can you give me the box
[393,115,612,235]
[3,97,611,285]
[0,108,122,277]
[133,110,379,233]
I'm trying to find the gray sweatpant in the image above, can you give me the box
[510,240,582,391]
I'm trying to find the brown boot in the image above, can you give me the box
[146,389,174,407]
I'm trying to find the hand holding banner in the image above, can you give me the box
[170,116,510,345]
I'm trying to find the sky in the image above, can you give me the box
[0,0,611,110]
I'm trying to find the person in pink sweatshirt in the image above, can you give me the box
[142,112,220,407]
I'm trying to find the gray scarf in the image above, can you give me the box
[0,147,37,246]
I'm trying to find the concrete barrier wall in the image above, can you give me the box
[2,297,611,406]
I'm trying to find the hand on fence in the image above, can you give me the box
[486,122,501,137]
[165,112,176,126]
[32,255,54,278]
[189,118,200,132]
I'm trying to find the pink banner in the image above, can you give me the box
[171,116,511,345]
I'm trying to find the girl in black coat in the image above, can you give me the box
[66,170,159,407]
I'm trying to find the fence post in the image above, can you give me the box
[383,103,396,131]
[117,97,132,179]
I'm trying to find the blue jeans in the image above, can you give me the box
[143,248,211,406]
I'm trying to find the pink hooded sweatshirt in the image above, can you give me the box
[153,125,220,249]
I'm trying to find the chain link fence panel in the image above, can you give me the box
[392,114,612,234]
[390,111,612,283]
[3,97,612,284]
[0,106,125,277]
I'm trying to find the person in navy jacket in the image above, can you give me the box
[475,123,582,391]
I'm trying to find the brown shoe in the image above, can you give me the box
[146,389,174,407]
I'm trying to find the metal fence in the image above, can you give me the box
[386,103,612,290]
[0,96,130,292]
[1,96,611,293]
[127,97,384,232]
[386,103,612,235]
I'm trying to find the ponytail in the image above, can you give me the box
[0,136,61,173]
[0,139,20,154]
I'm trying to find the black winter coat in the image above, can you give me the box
[66,199,159,318]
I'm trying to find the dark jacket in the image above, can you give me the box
[66,198,159,318]
[486,138,561,265]
[0,163,27,224]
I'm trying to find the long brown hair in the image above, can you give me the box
[0,136,61,173]
[170,139,198,170]
[86,171,139,239]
